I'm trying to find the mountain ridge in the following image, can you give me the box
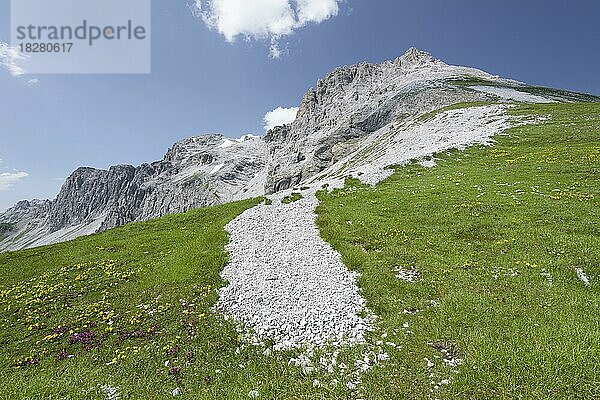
[2,48,598,252]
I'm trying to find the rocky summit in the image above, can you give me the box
[1,48,597,252]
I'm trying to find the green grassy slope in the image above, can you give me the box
[0,199,261,399]
[1,103,598,399]
[0,198,350,400]
[316,103,600,399]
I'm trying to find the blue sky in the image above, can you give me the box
[1,0,600,211]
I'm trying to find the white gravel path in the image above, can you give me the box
[217,105,518,352]
[216,183,372,350]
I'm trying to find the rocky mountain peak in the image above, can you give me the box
[394,47,437,67]
[294,48,452,140]
[265,48,506,193]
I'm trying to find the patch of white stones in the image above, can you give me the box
[395,266,421,282]
[216,183,373,351]
[99,385,120,400]
[347,105,514,186]
[540,268,553,286]
[575,268,591,286]
[426,343,464,396]
[286,341,393,391]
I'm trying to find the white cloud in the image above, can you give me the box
[0,159,28,191]
[194,0,342,57]
[296,0,340,25]
[0,172,29,191]
[263,106,299,131]
[0,42,26,76]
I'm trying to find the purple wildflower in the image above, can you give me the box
[56,350,68,361]
[68,331,96,345]
[165,345,179,357]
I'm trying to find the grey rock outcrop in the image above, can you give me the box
[263,48,498,193]
[0,134,267,251]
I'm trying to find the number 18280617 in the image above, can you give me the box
[19,42,73,53]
